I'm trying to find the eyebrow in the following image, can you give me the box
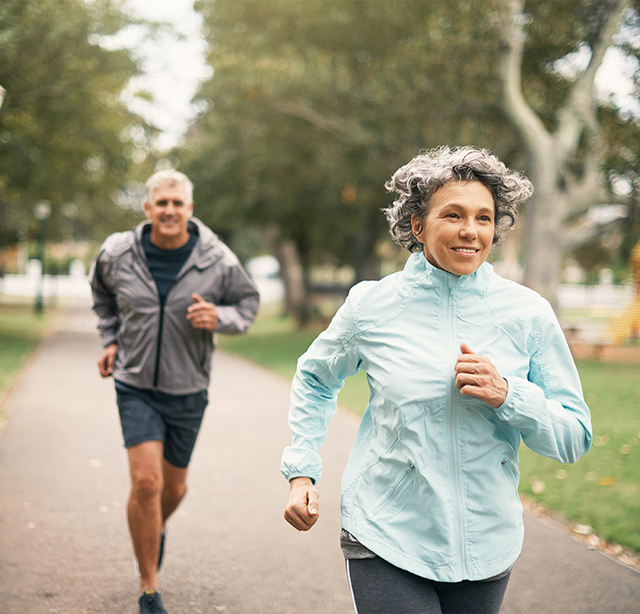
[442,203,494,214]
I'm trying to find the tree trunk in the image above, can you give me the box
[520,153,566,310]
[275,239,311,326]
[495,224,522,282]
[521,204,564,311]
[496,0,631,313]
[352,204,384,282]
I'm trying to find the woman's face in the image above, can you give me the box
[411,181,495,276]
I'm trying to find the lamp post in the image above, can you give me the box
[34,200,51,315]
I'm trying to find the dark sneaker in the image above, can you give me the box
[139,588,168,614]
[157,529,166,571]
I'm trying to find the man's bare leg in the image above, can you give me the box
[127,441,164,592]
[161,459,188,524]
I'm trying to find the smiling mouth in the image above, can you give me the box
[452,247,479,254]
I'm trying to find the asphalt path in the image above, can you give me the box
[0,303,638,614]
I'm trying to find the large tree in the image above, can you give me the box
[497,0,638,306]
[182,0,639,319]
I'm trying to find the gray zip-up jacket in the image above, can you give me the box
[89,217,259,394]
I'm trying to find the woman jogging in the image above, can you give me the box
[281,146,592,614]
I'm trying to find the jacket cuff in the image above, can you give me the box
[280,447,322,484]
[101,333,117,348]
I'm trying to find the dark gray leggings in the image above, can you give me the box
[346,557,510,614]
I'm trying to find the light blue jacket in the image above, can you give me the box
[281,252,592,582]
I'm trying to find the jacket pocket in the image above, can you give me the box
[501,458,520,502]
[370,460,417,517]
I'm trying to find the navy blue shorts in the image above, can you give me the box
[115,381,208,469]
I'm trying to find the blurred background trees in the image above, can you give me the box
[178,0,640,321]
[1,0,639,322]
[0,0,156,255]
[180,0,514,321]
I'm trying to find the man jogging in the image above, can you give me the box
[90,170,259,614]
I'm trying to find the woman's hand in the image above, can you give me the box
[455,343,508,409]
[284,477,320,531]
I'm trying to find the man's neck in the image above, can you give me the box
[149,229,190,250]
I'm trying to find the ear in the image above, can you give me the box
[411,216,424,241]
[143,201,151,219]
[186,201,194,218]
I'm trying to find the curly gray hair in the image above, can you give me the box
[383,146,534,252]
[145,169,194,204]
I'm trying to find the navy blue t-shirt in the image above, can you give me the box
[142,228,197,304]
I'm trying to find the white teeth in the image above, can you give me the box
[453,248,477,254]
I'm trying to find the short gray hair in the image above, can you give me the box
[383,146,534,252]
[145,170,194,204]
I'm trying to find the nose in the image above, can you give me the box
[459,218,478,239]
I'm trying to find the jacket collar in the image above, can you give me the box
[402,252,494,293]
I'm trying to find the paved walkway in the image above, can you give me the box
[0,304,638,614]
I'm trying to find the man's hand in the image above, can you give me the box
[284,477,320,531]
[187,292,218,331]
[454,343,508,409]
[98,343,118,377]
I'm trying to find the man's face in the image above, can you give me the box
[144,181,193,249]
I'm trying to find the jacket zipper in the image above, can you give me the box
[444,284,467,578]
[134,237,169,391]
[151,257,197,389]
[153,300,165,389]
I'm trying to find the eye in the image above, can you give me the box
[479,215,493,222]
[445,212,459,219]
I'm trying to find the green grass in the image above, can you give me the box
[518,360,640,551]
[219,312,640,552]
[0,301,57,397]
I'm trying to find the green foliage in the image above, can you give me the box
[180,0,639,290]
[600,105,640,267]
[0,0,157,248]
[181,0,515,278]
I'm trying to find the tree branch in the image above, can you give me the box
[261,94,374,145]
[555,0,632,159]
[496,0,553,159]
[563,147,607,216]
